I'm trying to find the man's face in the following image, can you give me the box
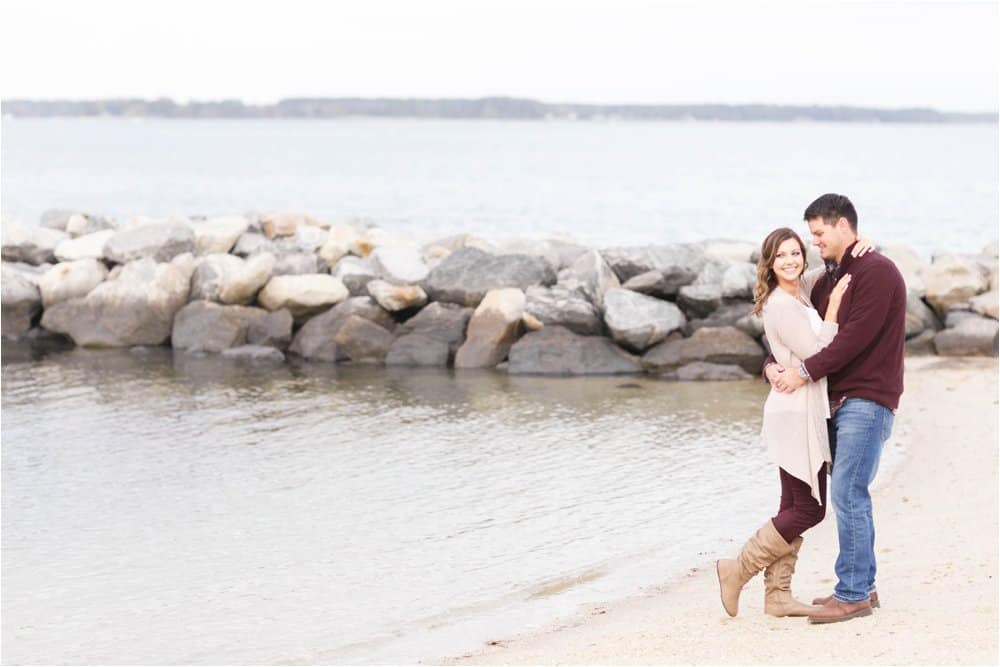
[807,216,849,261]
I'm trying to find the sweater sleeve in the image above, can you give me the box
[799,267,825,300]
[763,295,838,369]
[803,263,899,381]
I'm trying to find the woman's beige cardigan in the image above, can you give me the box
[760,270,838,503]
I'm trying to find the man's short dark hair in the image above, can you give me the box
[803,193,858,232]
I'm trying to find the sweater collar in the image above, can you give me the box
[825,240,859,278]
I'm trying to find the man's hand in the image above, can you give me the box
[773,367,807,393]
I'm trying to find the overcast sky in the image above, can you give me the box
[1,0,997,112]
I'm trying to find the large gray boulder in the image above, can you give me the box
[40,254,195,347]
[385,334,451,367]
[103,221,195,264]
[191,253,275,305]
[969,291,999,320]
[602,287,687,353]
[924,255,990,317]
[333,315,395,363]
[524,284,604,336]
[455,288,526,368]
[396,302,473,344]
[258,274,349,319]
[190,216,249,255]
[684,301,762,339]
[386,302,473,366]
[882,245,928,297]
[232,231,279,257]
[599,244,707,289]
[496,238,589,272]
[1,263,43,338]
[676,260,727,318]
[720,262,757,299]
[905,329,937,356]
[288,297,395,361]
[642,326,766,375]
[557,249,620,309]
[2,222,69,265]
[247,309,293,349]
[677,284,723,319]
[905,294,943,339]
[370,244,430,284]
[1,261,50,280]
[54,229,116,262]
[621,270,678,300]
[508,325,642,375]
[38,259,109,307]
[933,316,999,356]
[422,247,557,307]
[945,310,980,329]
[171,300,269,352]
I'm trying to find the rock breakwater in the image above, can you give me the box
[3,210,997,375]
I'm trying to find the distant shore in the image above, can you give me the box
[2,97,996,123]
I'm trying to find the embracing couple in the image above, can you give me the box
[716,193,907,624]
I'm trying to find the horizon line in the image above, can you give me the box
[2,95,997,115]
[3,96,996,123]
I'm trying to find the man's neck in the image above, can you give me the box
[834,237,859,265]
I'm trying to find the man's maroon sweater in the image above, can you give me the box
[803,242,907,411]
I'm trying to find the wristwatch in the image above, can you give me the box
[797,363,811,380]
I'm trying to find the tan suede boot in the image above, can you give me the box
[763,536,822,616]
[716,520,794,617]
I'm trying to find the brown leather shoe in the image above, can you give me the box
[807,598,873,624]
[811,591,880,608]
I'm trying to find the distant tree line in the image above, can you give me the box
[1,97,994,123]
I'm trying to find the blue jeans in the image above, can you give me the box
[828,398,894,603]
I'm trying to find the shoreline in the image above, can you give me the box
[434,356,999,666]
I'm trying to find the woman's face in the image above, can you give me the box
[771,237,804,284]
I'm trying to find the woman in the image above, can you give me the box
[715,227,867,618]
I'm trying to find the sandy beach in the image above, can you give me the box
[437,357,999,666]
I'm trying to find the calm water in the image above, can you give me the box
[0,347,816,664]
[2,118,997,257]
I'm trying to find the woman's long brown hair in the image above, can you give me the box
[752,227,809,316]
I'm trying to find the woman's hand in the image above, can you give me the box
[825,274,852,321]
[851,236,876,257]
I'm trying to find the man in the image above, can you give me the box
[766,193,906,624]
